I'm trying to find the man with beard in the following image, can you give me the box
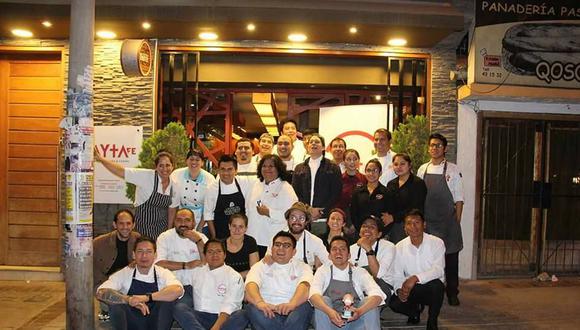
[265,202,329,271]
[245,231,314,330]
[276,135,297,175]
[97,237,184,330]
[155,208,208,328]
[94,209,141,320]
[235,138,257,176]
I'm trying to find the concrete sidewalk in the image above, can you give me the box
[0,278,579,329]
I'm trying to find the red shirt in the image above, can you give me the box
[335,171,367,216]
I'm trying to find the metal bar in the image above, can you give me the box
[411,59,417,116]
[181,53,188,128]
[531,123,543,272]
[398,59,404,123]
[194,52,200,144]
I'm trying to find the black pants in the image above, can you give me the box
[109,301,174,330]
[445,252,459,298]
[389,279,444,329]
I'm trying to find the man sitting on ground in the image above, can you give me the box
[310,236,385,329]
[94,209,141,320]
[389,209,446,330]
[245,231,314,330]
[177,239,244,330]
[96,237,184,330]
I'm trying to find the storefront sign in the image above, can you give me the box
[94,126,143,204]
[121,39,153,77]
[472,0,580,88]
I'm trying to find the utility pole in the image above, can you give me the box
[63,0,95,328]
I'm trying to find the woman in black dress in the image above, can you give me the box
[350,159,391,234]
[386,153,427,243]
[224,213,259,279]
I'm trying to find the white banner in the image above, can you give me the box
[94,126,143,204]
[319,104,388,165]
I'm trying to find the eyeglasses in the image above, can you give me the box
[273,242,293,249]
[429,143,444,149]
[289,215,307,222]
[365,168,380,174]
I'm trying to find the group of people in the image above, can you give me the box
[93,119,464,330]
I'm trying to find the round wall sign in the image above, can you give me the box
[121,39,152,77]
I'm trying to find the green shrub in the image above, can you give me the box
[392,115,430,173]
[126,122,190,201]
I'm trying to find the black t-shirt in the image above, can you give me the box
[107,237,129,276]
[225,234,258,273]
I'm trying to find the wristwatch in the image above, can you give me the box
[366,250,376,256]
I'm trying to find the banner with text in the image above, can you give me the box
[471,0,580,89]
[94,126,143,204]
[319,104,388,166]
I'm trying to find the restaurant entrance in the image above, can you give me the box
[478,116,580,277]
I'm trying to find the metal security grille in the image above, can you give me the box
[478,117,580,277]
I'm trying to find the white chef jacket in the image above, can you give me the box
[282,157,299,171]
[155,228,209,286]
[392,233,446,291]
[246,259,313,305]
[125,168,180,208]
[97,265,184,298]
[349,239,395,286]
[171,167,216,225]
[246,178,298,247]
[292,140,307,162]
[203,176,256,221]
[417,160,464,203]
[190,264,244,315]
[375,150,397,187]
[309,264,386,305]
[267,230,330,268]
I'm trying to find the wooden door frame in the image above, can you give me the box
[0,46,64,268]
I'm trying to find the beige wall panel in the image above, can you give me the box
[9,145,58,158]
[8,224,59,239]
[9,90,61,104]
[9,117,60,131]
[10,77,61,91]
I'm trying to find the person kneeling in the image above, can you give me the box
[389,209,446,330]
[245,231,314,330]
[96,237,184,330]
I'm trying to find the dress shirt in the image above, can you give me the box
[392,233,446,291]
[97,265,184,298]
[171,167,216,224]
[155,228,209,285]
[125,168,180,207]
[245,259,313,305]
[349,239,395,286]
[203,176,256,221]
[309,264,386,304]
[267,230,330,268]
[246,178,298,247]
[191,264,244,315]
[417,160,464,202]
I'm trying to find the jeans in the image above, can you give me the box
[247,301,313,330]
[109,301,174,330]
[314,296,380,330]
[173,285,195,329]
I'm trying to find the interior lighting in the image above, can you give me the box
[199,32,218,40]
[374,95,382,101]
[247,23,256,31]
[349,26,357,34]
[11,29,33,38]
[266,126,279,137]
[288,33,307,42]
[261,117,277,126]
[42,21,52,28]
[96,30,116,39]
[142,22,151,30]
[388,38,407,47]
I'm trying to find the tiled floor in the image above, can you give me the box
[1,278,579,329]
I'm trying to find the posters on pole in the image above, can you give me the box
[94,126,143,204]
[319,104,388,166]
[471,0,580,89]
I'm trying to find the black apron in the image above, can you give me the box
[323,265,361,312]
[135,174,173,241]
[424,161,463,254]
[214,179,245,239]
[127,267,159,309]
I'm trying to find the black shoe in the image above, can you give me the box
[448,295,460,306]
[426,319,439,330]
